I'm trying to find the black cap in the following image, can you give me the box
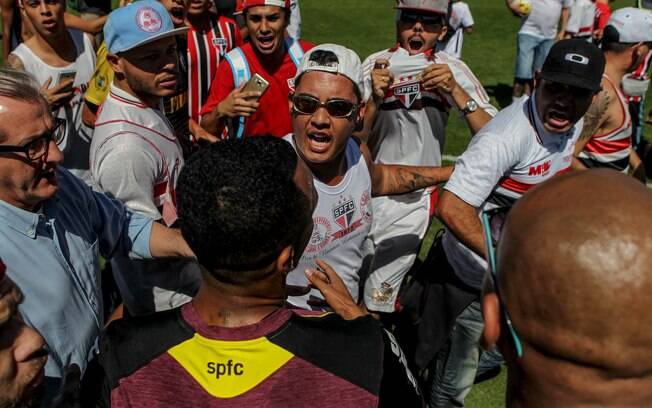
[540,39,605,91]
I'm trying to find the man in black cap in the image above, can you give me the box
[430,38,605,407]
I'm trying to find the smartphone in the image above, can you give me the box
[241,73,269,100]
[56,70,77,87]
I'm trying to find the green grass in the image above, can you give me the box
[301,0,648,405]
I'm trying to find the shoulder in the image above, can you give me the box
[363,48,392,66]
[269,313,386,392]
[6,52,25,70]
[217,15,238,26]
[99,308,195,389]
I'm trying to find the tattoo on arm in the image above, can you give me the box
[5,54,24,70]
[580,90,610,141]
[374,165,452,196]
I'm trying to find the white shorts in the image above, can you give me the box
[362,190,432,313]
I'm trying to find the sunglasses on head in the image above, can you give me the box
[399,10,445,30]
[292,94,358,118]
[481,206,524,359]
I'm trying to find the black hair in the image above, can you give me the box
[243,6,291,27]
[177,136,309,283]
[294,50,363,102]
[601,25,652,53]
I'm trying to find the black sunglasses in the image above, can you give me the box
[0,118,66,162]
[399,10,446,30]
[292,94,358,118]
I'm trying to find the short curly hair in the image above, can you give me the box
[177,136,310,283]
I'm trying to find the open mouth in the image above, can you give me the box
[408,36,424,53]
[38,168,58,186]
[257,35,275,50]
[42,20,57,30]
[547,108,571,130]
[307,132,332,154]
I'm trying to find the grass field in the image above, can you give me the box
[300,0,649,406]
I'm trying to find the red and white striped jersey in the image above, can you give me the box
[442,95,581,289]
[187,15,241,123]
[566,0,596,38]
[578,74,632,173]
[625,51,652,104]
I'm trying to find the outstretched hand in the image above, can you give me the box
[305,259,367,320]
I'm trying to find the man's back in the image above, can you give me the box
[90,304,423,407]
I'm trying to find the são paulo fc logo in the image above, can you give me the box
[306,217,332,253]
[333,198,356,229]
[359,191,372,224]
[136,7,163,33]
[392,80,421,109]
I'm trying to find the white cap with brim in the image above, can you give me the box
[295,44,368,101]
[395,0,449,15]
[606,7,652,44]
[104,0,188,54]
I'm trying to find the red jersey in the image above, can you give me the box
[200,40,314,138]
[187,15,242,124]
[594,2,612,30]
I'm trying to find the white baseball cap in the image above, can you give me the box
[295,44,367,100]
[606,7,652,43]
[396,0,449,15]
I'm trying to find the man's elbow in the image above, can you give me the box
[435,190,455,225]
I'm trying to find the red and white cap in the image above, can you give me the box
[606,7,652,43]
[240,0,290,10]
[396,0,449,15]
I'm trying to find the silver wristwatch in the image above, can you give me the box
[461,99,478,115]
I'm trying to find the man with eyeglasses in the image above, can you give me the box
[199,0,313,139]
[573,7,652,181]
[482,169,652,407]
[432,39,604,407]
[0,68,195,404]
[283,44,453,312]
[358,0,496,317]
[7,0,97,184]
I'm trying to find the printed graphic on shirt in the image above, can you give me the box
[167,333,294,398]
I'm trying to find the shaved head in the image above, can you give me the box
[493,169,652,406]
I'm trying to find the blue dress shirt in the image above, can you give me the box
[0,167,153,378]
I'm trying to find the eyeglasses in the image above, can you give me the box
[481,206,524,359]
[399,11,445,31]
[0,118,66,162]
[292,94,358,118]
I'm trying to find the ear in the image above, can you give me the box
[275,246,295,276]
[533,71,541,89]
[481,292,502,351]
[106,53,124,76]
[437,25,449,42]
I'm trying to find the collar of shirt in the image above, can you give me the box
[0,195,60,239]
[529,92,574,147]
[390,43,436,60]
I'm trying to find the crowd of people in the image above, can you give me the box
[0,0,651,406]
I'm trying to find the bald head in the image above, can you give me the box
[495,169,652,405]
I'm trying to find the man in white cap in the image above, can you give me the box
[573,7,652,180]
[90,0,202,316]
[199,0,313,138]
[284,43,453,312]
[359,0,497,316]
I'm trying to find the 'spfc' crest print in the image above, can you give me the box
[333,199,356,229]
[393,80,421,109]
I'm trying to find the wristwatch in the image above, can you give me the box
[461,99,478,116]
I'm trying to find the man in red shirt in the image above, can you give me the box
[199,0,313,138]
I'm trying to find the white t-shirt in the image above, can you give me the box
[519,0,573,39]
[287,0,301,39]
[566,0,596,37]
[362,47,497,169]
[284,135,373,310]
[90,84,201,316]
[10,30,95,183]
[442,95,581,289]
[442,1,474,59]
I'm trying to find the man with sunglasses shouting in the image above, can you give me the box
[0,68,195,404]
[283,44,453,313]
[432,39,605,407]
[482,169,652,407]
[358,0,496,317]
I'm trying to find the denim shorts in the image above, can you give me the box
[515,33,555,81]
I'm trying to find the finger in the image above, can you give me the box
[235,98,260,108]
[314,260,340,284]
[52,78,74,92]
[305,268,331,294]
[374,58,390,70]
[41,77,52,90]
[305,267,330,285]
[239,91,263,100]
[286,284,312,297]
